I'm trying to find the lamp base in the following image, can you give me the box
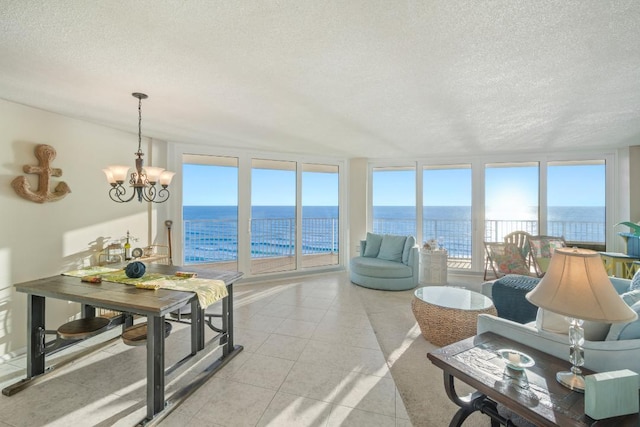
[557,371,585,393]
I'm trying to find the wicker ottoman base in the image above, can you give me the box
[412,289,497,347]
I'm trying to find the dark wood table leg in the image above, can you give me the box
[146,315,165,421]
[443,372,514,427]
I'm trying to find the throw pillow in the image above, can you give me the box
[535,309,611,341]
[630,269,640,291]
[402,236,416,265]
[377,235,407,262]
[620,289,640,306]
[606,300,640,341]
[363,232,383,258]
[491,243,529,275]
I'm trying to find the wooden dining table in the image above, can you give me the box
[2,263,243,425]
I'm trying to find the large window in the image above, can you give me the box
[547,160,605,244]
[302,164,339,268]
[370,155,609,274]
[485,162,539,242]
[182,155,239,270]
[251,159,297,274]
[372,166,416,236]
[423,165,472,269]
[178,149,344,277]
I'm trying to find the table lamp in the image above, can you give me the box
[525,247,637,392]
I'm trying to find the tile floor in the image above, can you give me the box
[0,272,485,426]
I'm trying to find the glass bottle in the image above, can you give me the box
[124,231,131,260]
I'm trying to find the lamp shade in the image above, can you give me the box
[143,166,165,183]
[159,170,175,186]
[107,165,130,183]
[526,247,637,323]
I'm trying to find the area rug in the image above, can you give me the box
[356,283,490,426]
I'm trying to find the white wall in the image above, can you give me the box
[348,158,368,259]
[0,99,170,360]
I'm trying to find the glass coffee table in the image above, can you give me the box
[411,286,497,346]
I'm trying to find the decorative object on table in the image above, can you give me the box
[135,282,161,290]
[104,242,124,264]
[125,261,146,278]
[131,247,143,258]
[102,92,175,203]
[584,369,639,420]
[11,144,71,203]
[175,271,197,278]
[124,230,132,260]
[615,221,640,236]
[618,231,640,257]
[526,247,638,392]
[498,349,534,370]
[165,220,173,265]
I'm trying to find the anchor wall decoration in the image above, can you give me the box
[11,144,71,203]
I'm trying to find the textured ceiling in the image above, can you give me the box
[1,1,639,159]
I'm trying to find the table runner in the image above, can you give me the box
[62,267,227,309]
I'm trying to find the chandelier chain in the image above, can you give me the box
[137,96,143,155]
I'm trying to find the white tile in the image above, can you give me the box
[191,378,276,426]
[256,391,332,427]
[327,405,397,427]
[229,353,294,390]
[256,333,309,361]
[276,318,319,339]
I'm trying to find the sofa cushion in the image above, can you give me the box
[402,236,416,265]
[377,235,407,262]
[363,232,383,258]
[350,256,413,279]
[606,300,640,341]
[535,309,611,341]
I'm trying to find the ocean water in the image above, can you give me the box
[183,205,605,262]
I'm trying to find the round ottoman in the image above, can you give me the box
[412,286,497,346]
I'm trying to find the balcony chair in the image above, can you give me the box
[483,242,530,281]
[504,231,532,269]
[527,235,567,277]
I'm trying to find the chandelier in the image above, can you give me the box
[103,93,175,203]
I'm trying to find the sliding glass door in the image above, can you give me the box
[251,159,297,274]
[182,154,239,270]
[484,162,539,242]
[302,163,339,268]
[423,164,472,269]
[372,166,416,236]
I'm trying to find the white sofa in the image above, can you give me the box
[478,276,640,374]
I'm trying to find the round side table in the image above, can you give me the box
[411,286,497,346]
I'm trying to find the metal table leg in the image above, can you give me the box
[27,294,46,378]
[226,283,234,352]
[146,315,165,421]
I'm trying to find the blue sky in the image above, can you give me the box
[183,163,605,207]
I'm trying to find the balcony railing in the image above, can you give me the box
[184,218,339,264]
[184,217,605,265]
